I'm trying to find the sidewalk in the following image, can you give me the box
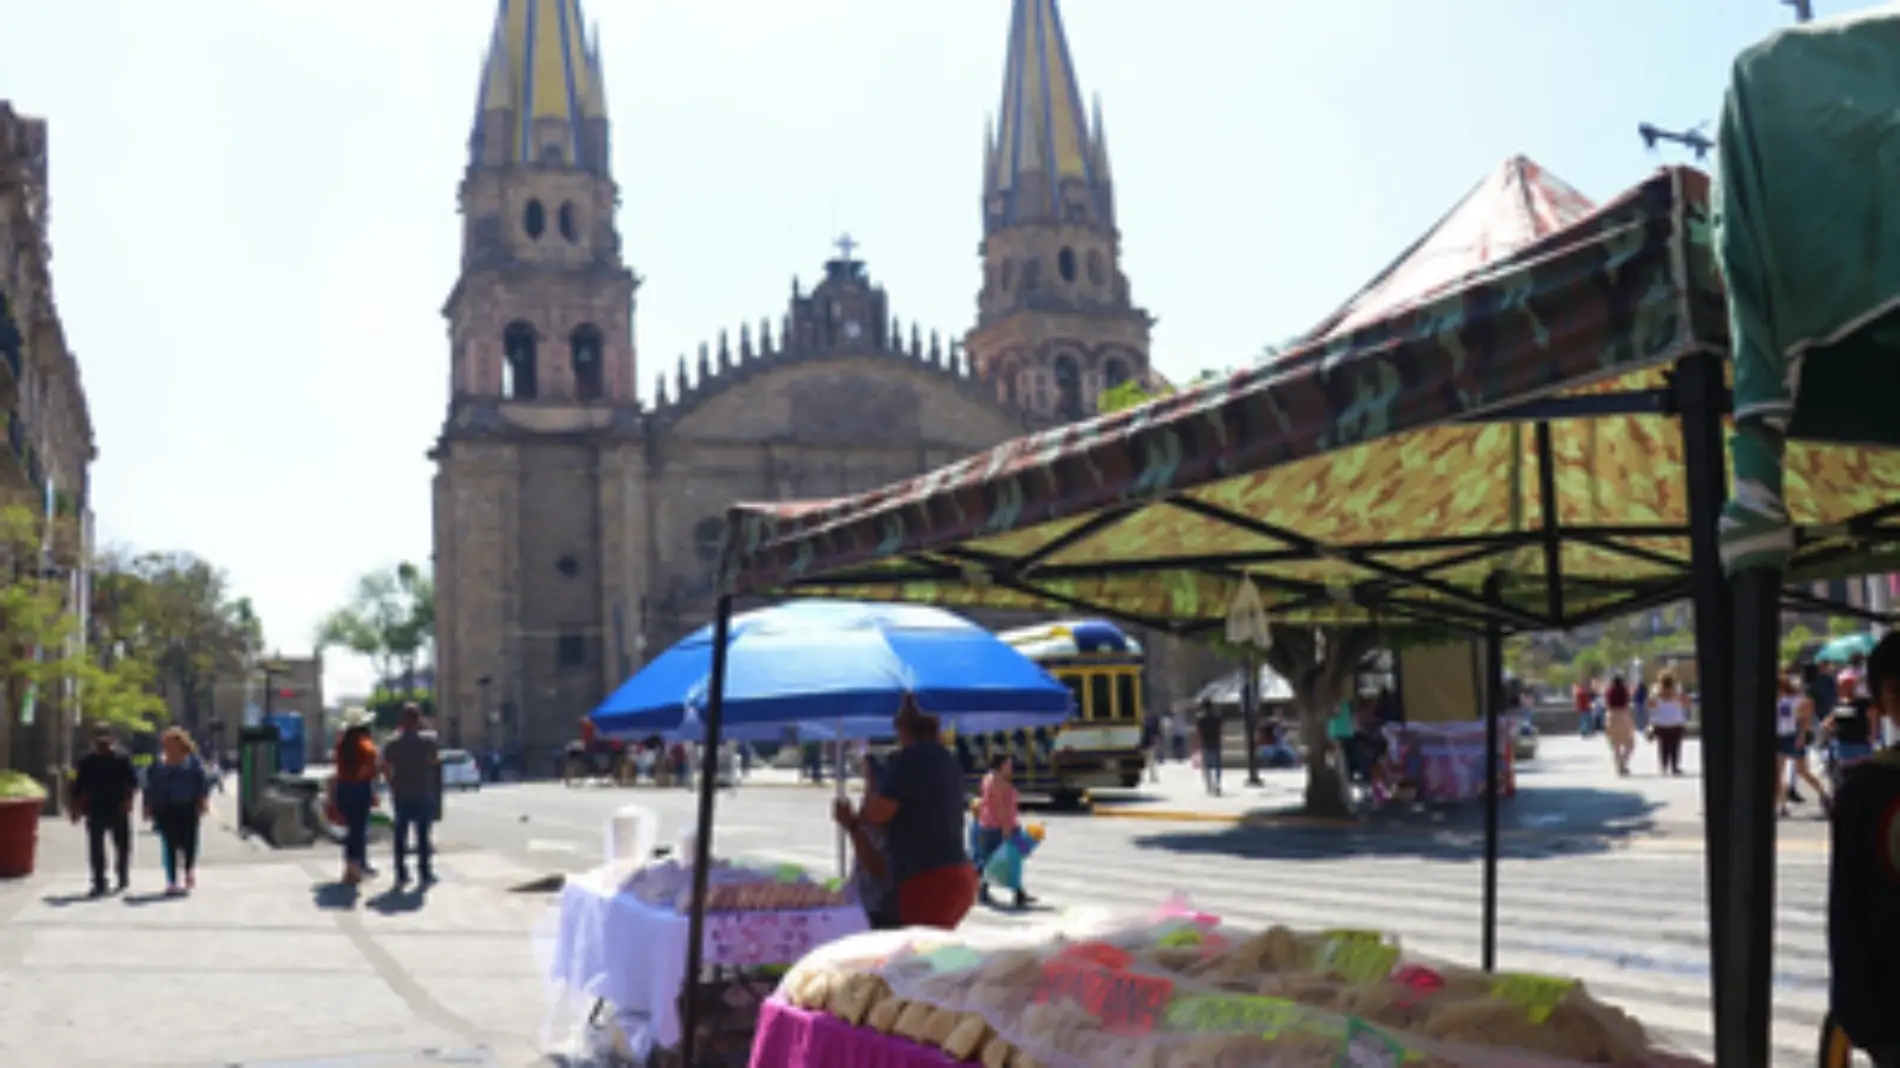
[1086,735,1827,850]
[0,813,563,1067]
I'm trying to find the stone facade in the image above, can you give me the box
[431,2,1221,763]
[0,102,99,776]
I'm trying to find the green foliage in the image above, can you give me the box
[365,687,435,732]
[1781,623,1819,666]
[89,548,263,726]
[1096,378,1159,414]
[0,770,46,801]
[316,562,434,688]
[1828,616,1863,636]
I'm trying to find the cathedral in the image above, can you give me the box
[431,0,1182,757]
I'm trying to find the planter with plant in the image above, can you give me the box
[0,770,47,878]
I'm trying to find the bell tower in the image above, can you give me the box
[447,0,635,403]
[433,0,641,755]
[964,0,1151,421]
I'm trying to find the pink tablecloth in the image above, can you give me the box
[749,998,979,1068]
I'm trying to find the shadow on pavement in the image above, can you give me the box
[39,890,105,907]
[312,881,361,910]
[367,887,427,914]
[1131,786,1669,862]
[122,890,185,907]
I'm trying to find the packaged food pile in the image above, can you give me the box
[622,858,851,913]
[775,905,1706,1068]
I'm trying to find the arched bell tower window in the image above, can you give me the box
[1104,357,1131,390]
[1054,355,1083,419]
[558,202,579,243]
[570,324,605,402]
[523,200,546,240]
[502,321,539,400]
[1057,247,1078,284]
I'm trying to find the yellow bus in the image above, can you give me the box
[949,619,1148,808]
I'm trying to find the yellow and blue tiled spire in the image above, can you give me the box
[985,0,1112,230]
[468,0,609,173]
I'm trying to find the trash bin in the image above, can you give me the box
[237,724,282,838]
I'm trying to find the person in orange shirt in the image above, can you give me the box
[327,712,380,885]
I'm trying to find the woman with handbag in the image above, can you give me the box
[975,754,1034,909]
[328,710,380,884]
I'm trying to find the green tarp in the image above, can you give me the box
[1717,6,1900,574]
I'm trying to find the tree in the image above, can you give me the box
[316,562,435,691]
[1260,624,1388,819]
[1828,615,1863,637]
[89,550,263,731]
[0,510,170,770]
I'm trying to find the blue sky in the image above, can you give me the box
[0,0,1834,697]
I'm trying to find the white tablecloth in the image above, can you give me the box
[545,870,868,1052]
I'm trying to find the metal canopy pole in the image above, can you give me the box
[1672,351,1751,1066]
[1481,573,1506,973]
[1725,569,1781,1068]
[679,595,734,1068]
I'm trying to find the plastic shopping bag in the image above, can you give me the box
[1010,824,1043,859]
[983,838,1024,891]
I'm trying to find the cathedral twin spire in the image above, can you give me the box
[464,0,1116,228]
[984,0,1115,231]
[468,0,610,174]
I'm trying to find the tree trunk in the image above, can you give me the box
[1242,656,1263,786]
[1298,696,1353,818]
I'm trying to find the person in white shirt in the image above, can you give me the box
[1648,672,1690,776]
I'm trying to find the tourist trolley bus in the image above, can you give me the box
[948,619,1148,807]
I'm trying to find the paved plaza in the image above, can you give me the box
[0,736,1836,1066]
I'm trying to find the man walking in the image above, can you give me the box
[1195,699,1224,797]
[380,703,441,886]
[69,726,138,896]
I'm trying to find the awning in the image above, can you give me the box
[722,168,1731,634]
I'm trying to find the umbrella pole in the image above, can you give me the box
[680,595,734,1068]
[836,720,848,880]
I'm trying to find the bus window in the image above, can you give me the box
[1063,676,1086,721]
[1090,674,1113,723]
[1116,673,1139,723]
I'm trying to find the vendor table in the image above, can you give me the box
[1386,719,1516,803]
[547,870,868,1056]
[750,998,978,1068]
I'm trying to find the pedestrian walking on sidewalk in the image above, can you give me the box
[1649,672,1689,776]
[974,754,1033,909]
[1195,699,1224,797]
[329,710,380,885]
[69,726,138,896]
[1603,675,1637,776]
[380,703,440,887]
[143,727,210,896]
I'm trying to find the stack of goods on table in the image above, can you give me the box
[624,857,852,912]
[774,905,1707,1067]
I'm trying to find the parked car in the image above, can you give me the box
[441,749,482,790]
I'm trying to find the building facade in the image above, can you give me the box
[0,102,100,776]
[431,0,1210,761]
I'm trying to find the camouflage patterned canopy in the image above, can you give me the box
[718,168,1898,635]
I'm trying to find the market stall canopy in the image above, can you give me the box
[587,600,1073,740]
[720,167,1737,636]
[1300,155,1600,343]
[1716,5,1900,577]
